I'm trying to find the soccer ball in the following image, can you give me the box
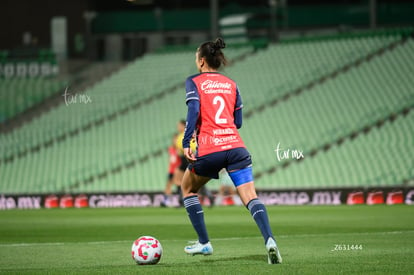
[131,236,163,265]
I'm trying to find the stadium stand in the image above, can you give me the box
[247,37,414,189]
[258,110,414,189]
[0,30,413,194]
[0,78,66,123]
[225,34,402,110]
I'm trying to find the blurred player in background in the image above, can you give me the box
[181,38,282,264]
[161,134,181,207]
[173,120,188,191]
[197,182,215,207]
[214,168,242,206]
[174,120,197,206]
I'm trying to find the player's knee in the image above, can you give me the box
[235,181,257,205]
[182,183,198,194]
[181,182,192,196]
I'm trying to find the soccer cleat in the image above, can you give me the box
[184,241,213,256]
[266,237,282,264]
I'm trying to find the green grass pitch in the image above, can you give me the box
[0,205,413,274]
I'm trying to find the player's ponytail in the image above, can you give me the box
[198,37,227,69]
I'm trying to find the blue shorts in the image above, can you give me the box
[188,147,252,180]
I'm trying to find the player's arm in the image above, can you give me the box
[183,77,200,162]
[183,100,199,162]
[234,86,243,129]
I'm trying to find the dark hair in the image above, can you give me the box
[198,37,227,69]
[179,119,186,126]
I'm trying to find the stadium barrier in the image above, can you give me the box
[0,187,413,210]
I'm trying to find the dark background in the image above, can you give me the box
[0,0,413,58]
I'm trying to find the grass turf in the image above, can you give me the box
[0,205,413,274]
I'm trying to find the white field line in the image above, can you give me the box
[0,230,413,247]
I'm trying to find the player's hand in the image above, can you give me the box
[183,147,196,163]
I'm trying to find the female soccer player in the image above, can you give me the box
[181,38,282,264]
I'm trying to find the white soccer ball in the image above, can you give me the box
[131,236,163,265]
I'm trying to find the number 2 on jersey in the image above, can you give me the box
[213,96,227,124]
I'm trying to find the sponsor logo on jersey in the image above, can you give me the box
[213,135,238,145]
[201,80,231,90]
[201,80,232,94]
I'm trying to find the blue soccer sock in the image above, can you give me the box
[184,195,209,244]
[247,198,274,244]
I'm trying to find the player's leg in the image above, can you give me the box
[230,171,282,264]
[236,179,275,245]
[227,148,282,264]
[161,174,174,207]
[229,168,274,243]
[198,185,215,207]
[172,167,185,206]
[165,176,173,195]
[181,168,213,255]
[181,167,210,196]
[174,155,190,206]
[175,155,189,186]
